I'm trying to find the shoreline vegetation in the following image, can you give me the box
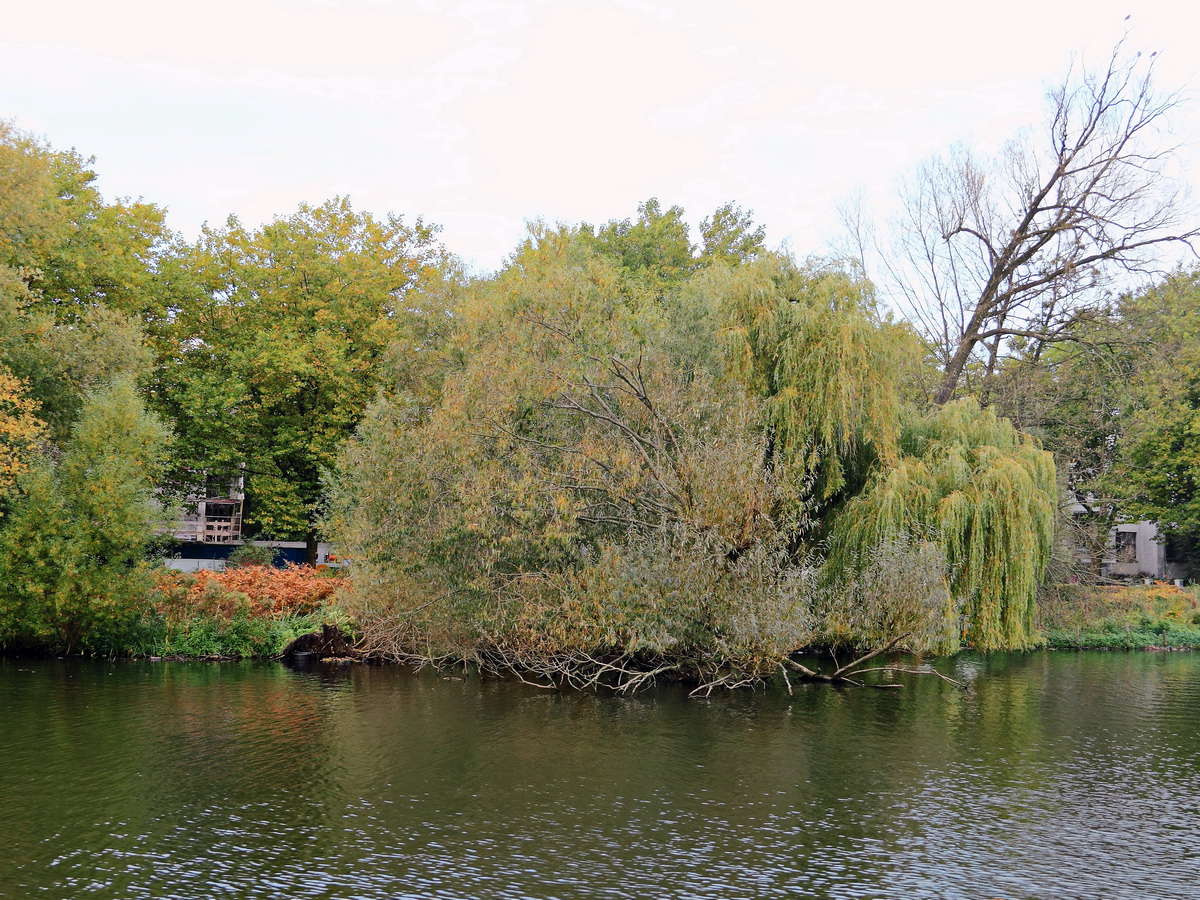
[5,568,1197,692]
[4,45,1200,691]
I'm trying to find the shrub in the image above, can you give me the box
[226,543,282,569]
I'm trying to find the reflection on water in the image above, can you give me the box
[2,652,1198,899]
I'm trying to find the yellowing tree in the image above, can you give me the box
[0,367,43,496]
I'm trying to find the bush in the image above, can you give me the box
[153,563,345,620]
[0,378,170,651]
[138,563,353,658]
[226,543,282,569]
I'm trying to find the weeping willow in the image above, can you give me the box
[716,256,902,507]
[826,400,1057,651]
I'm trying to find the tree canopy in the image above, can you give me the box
[152,197,451,558]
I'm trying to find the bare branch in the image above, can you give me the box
[882,42,1197,404]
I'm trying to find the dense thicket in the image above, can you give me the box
[0,123,176,650]
[328,220,1058,688]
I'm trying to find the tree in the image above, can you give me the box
[154,197,450,562]
[1,122,162,443]
[826,401,1056,651]
[0,376,171,649]
[579,199,768,295]
[1097,269,1200,569]
[0,119,171,323]
[717,256,909,516]
[586,198,695,293]
[699,202,766,267]
[886,43,1198,405]
[327,231,818,687]
[0,366,43,500]
[329,216,1057,687]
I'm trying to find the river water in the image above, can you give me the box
[1,652,1198,899]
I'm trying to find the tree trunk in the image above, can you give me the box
[934,337,976,405]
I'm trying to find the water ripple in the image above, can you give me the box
[2,653,1199,899]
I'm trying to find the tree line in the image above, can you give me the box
[1,43,1196,683]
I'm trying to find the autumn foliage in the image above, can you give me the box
[154,564,347,622]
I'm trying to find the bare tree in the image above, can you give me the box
[887,41,1198,405]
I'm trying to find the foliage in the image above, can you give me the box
[135,564,351,658]
[152,197,452,554]
[0,119,171,322]
[699,202,767,267]
[1039,583,1200,649]
[102,608,346,660]
[0,377,171,650]
[485,527,818,690]
[226,543,283,569]
[330,218,1059,687]
[0,122,160,445]
[329,231,818,682]
[717,256,906,509]
[1097,269,1200,567]
[826,401,1057,651]
[818,538,956,653]
[153,563,344,620]
[0,366,43,499]
[585,198,696,294]
[578,198,767,296]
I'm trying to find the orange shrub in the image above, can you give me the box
[155,564,348,621]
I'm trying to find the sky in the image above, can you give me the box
[4,0,1199,274]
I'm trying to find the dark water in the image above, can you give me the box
[2,652,1198,900]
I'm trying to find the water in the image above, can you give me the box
[2,652,1198,899]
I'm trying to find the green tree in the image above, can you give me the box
[716,256,907,515]
[587,198,695,293]
[155,197,450,561]
[1,122,162,443]
[0,119,171,323]
[699,201,766,267]
[0,377,171,649]
[1100,269,1200,568]
[826,401,1057,651]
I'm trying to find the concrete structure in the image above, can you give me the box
[162,541,340,572]
[1105,520,1189,583]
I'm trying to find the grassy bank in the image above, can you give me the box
[1039,582,1200,650]
[1,564,356,660]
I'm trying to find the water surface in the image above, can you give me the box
[2,652,1198,899]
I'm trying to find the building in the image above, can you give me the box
[1105,520,1190,583]
[163,469,337,571]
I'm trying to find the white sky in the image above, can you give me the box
[4,0,1199,273]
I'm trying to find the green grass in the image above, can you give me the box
[91,608,353,659]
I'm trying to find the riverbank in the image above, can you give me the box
[1039,582,1200,650]
[0,563,353,660]
[8,569,1199,670]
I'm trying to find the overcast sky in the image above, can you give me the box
[4,1,1199,273]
